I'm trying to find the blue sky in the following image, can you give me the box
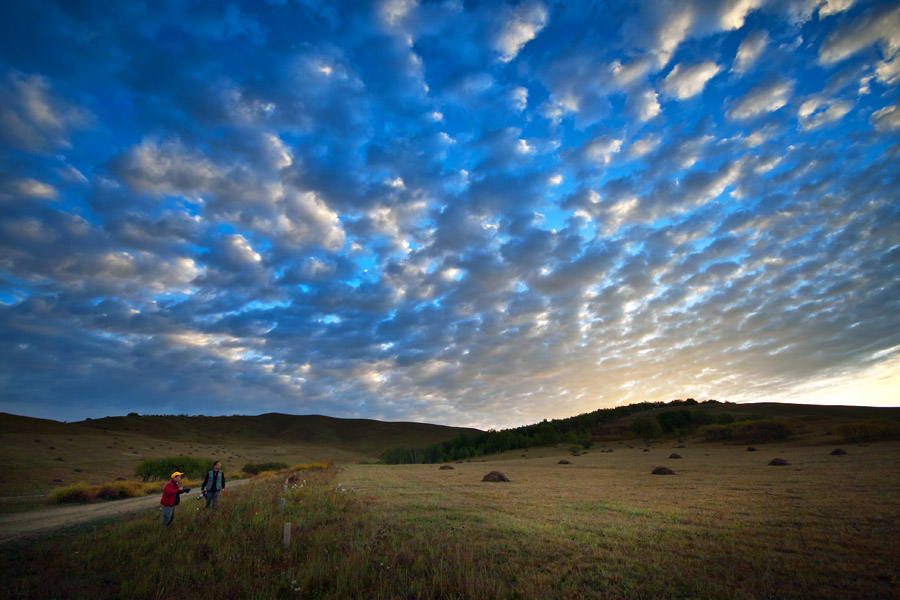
[1,0,898,428]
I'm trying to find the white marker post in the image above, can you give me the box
[283,522,291,548]
[279,497,285,513]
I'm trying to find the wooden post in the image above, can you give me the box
[279,497,285,513]
[283,522,291,548]
[284,478,288,492]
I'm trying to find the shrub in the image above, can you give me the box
[833,420,900,442]
[242,461,289,475]
[51,481,167,504]
[52,483,92,504]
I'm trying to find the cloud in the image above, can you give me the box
[732,30,768,74]
[727,79,793,120]
[870,104,900,131]
[0,72,92,153]
[1,177,57,201]
[875,55,900,85]
[1,0,899,427]
[818,3,900,65]
[628,87,661,121]
[493,1,548,63]
[583,136,624,166]
[662,61,721,99]
[799,98,853,130]
[108,138,219,198]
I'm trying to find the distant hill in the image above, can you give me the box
[0,412,484,495]
[0,412,482,457]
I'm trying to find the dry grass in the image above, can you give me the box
[2,443,899,599]
[338,441,900,599]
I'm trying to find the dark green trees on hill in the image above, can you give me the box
[382,401,680,464]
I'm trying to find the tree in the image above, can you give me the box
[631,416,663,440]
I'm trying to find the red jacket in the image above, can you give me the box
[160,479,180,507]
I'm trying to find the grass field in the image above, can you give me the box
[3,439,899,599]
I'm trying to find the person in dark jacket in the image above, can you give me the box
[160,471,190,527]
[201,461,226,509]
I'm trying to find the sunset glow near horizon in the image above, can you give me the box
[1,1,898,429]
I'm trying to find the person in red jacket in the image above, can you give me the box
[160,471,190,527]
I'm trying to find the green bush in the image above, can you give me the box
[242,461,289,475]
[833,420,900,442]
[700,420,794,443]
[134,456,215,482]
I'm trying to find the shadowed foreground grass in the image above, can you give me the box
[2,443,900,599]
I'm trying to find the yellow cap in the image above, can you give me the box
[171,472,183,478]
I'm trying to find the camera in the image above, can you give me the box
[197,489,207,500]
[181,487,191,493]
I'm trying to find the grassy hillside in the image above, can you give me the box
[0,412,480,498]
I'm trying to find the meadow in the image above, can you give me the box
[2,437,899,599]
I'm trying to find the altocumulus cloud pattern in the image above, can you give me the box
[0,0,898,428]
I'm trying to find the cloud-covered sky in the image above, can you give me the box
[1,0,898,428]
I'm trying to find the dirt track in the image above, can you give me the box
[0,479,249,544]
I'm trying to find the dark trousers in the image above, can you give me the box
[204,490,220,508]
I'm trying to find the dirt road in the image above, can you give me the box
[0,479,249,544]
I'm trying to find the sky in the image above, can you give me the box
[0,0,898,429]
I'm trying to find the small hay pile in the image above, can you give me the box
[482,471,509,482]
[768,458,789,466]
[652,466,675,475]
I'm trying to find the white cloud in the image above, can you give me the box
[870,104,900,131]
[224,234,262,264]
[611,58,654,87]
[494,2,548,63]
[509,86,528,112]
[727,79,793,120]
[800,99,853,130]
[818,0,857,19]
[628,134,660,158]
[585,136,623,165]
[719,0,766,30]
[818,4,900,65]
[548,174,563,186]
[378,0,418,28]
[277,190,346,251]
[0,72,91,153]
[733,30,768,74]
[10,178,58,200]
[653,4,694,68]
[662,61,721,99]
[630,88,661,121]
[111,138,219,197]
[875,56,900,86]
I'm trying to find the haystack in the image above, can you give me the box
[768,458,789,466]
[669,453,682,459]
[652,466,675,475]
[830,449,847,456]
[482,471,509,482]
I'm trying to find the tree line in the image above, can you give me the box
[381,399,718,464]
